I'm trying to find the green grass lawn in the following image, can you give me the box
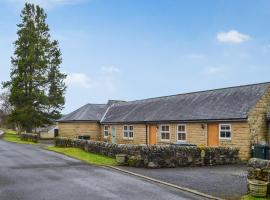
[47,146,117,166]
[241,194,269,200]
[1,128,37,145]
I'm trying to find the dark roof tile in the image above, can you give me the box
[101,82,270,123]
[58,104,107,122]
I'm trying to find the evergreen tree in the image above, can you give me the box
[2,3,66,132]
[0,92,12,128]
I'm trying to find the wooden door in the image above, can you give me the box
[149,125,157,145]
[207,123,219,146]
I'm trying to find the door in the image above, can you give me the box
[149,125,157,145]
[207,123,219,146]
[111,126,116,144]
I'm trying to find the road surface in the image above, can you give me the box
[0,140,204,200]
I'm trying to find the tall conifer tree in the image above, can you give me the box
[2,3,66,132]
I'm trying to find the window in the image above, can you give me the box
[123,125,133,139]
[219,124,232,139]
[177,124,187,141]
[104,125,109,137]
[160,125,170,140]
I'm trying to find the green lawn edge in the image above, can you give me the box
[46,146,117,166]
[241,194,269,200]
[0,128,38,145]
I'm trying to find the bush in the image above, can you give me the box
[20,133,39,143]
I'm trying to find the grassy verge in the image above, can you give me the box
[1,129,37,145]
[46,146,117,166]
[241,194,269,200]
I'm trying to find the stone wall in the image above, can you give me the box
[219,122,251,160]
[60,121,251,160]
[101,124,147,144]
[58,122,101,140]
[248,86,270,145]
[55,137,239,168]
[156,123,207,145]
[101,123,248,160]
[20,133,39,143]
[247,158,270,194]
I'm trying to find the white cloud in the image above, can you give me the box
[3,0,88,9]
[65,73,91,88]
[65,66,121,92]
[262,44,270,53]
[98,66,121,93]
[101,66,120,74]
[204,66,224,75]
[217,30,250,44]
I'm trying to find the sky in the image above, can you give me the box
[1,0,270,113]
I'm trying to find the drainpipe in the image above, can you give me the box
[268,123,270,146]
[145,123,148,145]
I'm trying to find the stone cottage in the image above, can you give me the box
[57,82,270,160]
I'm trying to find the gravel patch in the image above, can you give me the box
[119,165,247,200]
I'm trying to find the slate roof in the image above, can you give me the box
[57,104,107,122]
[101,82,270,123]
[36,125,57,133]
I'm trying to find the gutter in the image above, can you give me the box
[100,118,248,125]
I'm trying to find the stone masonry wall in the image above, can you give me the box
[101,124,147,144]
[156,123,208,145]
[55,137,239,168]
[58,122,101,140]
[219,122,251,160]
[248,86,270,145]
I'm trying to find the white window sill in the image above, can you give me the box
[177,140,187,143]
[160,139,170,142]
[219,137,232,141]
[123,137,134,140]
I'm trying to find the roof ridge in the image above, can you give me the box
[86,103,107,106]
[116,81,270,105]
[100,104,114,122]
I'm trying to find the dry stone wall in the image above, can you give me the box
[247,158,270,194]
[55,137,239,168]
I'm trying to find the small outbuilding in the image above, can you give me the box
[36,125,58,139]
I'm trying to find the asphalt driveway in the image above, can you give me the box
[0,140,205,200]
[119,164,247,200]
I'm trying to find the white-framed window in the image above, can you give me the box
[177,124,187,142]
[219,124,232,139]
[160,125,170,140]
[104,125,109,137]
[123,125,133,139]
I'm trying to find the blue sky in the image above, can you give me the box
[1,0,270,113]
